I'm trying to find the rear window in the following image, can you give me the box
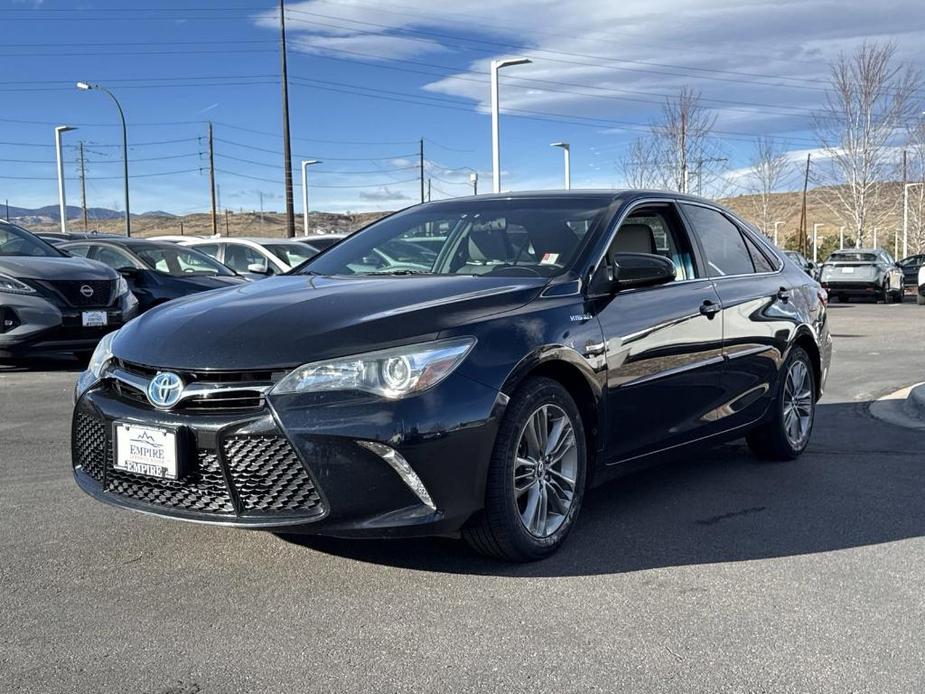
[828,252,877,263]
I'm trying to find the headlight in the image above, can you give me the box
[87,330,118,379]
[0,273,36,295]
[115,276,129,297]
[272,337,476,399]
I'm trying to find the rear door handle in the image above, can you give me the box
[700,300,721,319]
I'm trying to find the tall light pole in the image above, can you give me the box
[77,81,130,236]
[469,171,478,195]
[301,159,321,236]
[773,220,784,246]
[490,57,531,193]
[812,223,823,263]
[903,182,923,259]
[550,142,571,190]
[839,226,845,250]
[54,125,77,234]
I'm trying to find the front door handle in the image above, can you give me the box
[700,300,721,319]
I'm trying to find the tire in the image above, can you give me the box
[463,377,587,562]
[746,346,816,461]
[917,293,925,306]
[879,283,890,304]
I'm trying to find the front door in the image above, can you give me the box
[594,202,726,463]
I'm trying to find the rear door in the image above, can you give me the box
[679,203,794,430]
[595,201,726,462]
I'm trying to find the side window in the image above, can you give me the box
[92,246,136,270]
[222,243,265,272]
[66,244,91,258]
[192,243,220,260]
[610,205,700,281]
[681,204,754,277]
[742,232,776,273]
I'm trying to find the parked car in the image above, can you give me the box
[783,250,819,280]
[300,233,347,251]
[918,265,925,305]
[36,231,123,246]
[147,235,207,244]
[60,238,247,312]
[178,237,318,276]
[0,221,137,359]
[72,191,832,561]
[819,248,904,303]
[899,254,925,290]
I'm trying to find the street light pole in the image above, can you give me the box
[903,182,923,259]
[54,125,77,234]
[773,220,784,246]
[490,57,531,194]
[550,142,571,190]
[469,171,478,195]
[812,223,823,263]
[77,81,130,236]
[301,159,320,236]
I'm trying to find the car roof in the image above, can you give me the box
[413,189,716,205]
[61,237,180,252]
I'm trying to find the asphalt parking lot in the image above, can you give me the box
[2,300,923,693]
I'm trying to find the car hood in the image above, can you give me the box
[113,274,546,370]
[0,255,117,281]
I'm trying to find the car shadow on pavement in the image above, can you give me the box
[279,401,925,577]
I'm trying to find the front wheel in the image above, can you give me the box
[746,347,816,461]
[463,377,587,562]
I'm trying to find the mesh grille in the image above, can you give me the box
[105,450,235,514]
[223,435,322,513]
[43,279,114,308]
[74,413,107,482]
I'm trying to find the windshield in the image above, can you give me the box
[827,252,878,263]
[301,198,610,277]
[135,245,236,276]
[265,243,317,268]
[0,222,64,258]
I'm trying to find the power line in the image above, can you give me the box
[215,152,417,174]
[0,168,202,181]
[214,137,418,160]
[215,168,419,188]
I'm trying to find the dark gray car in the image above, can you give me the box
[0,221,138,359]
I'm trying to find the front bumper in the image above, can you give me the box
[0,292,137,357]
[72,371,503,537]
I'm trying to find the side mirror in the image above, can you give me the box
[117,266,140,279]
[247,261,272,275]
[613,252,676,290]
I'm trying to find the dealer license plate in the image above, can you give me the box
[114,423,178,479]
[82,311,108,327]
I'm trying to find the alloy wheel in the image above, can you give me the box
[512,404,578,538]
[782,359,814,448]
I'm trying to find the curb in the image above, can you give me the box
[869,382,925,431]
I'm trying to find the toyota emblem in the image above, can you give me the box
[146,372,184,409]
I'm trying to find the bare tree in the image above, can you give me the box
[905,120,925,254]
[620,88,724,195]
[744,137,790,237]
[813,42,921,246]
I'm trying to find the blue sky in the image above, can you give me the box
[2,0,924,215]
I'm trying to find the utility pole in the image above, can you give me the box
[279,0,295,237]
[427,178,432,202]
[78,142,89,230]
[208,122,218,237]
[258,191,264,225]
[798,153,811,256]
[4,199,8,221]
[419,138,425,203]
[179,220,184,236]
[224,209,230,236]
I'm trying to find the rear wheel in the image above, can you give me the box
[917,293,925,306]
[746,347,816,461]
[463,377,587,562]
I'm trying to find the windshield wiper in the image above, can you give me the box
[365,269,433,276]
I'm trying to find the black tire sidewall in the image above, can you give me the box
[775,347,816,457]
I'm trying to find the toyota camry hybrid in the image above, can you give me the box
[72,191,832,561]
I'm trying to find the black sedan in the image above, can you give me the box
[899,254,925,290]
[60,238,247,312]
[71,191,832,561]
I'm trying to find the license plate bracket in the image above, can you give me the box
[113,422,182,480]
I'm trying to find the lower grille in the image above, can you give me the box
[223,435,322,513]
[73,410,324,520]
[106,450,235,514]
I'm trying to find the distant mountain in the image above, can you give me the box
[2,204,164,222]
